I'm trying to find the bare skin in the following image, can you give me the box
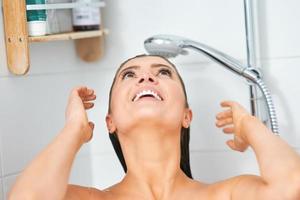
[8,56,300,200]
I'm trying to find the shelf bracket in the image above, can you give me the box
[75,34,104,62]
[3,0,30,75]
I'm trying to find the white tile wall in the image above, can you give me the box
[1,0,300,198]
[256,0,300,59]
[90,153,124,189]
[0,179,3,200]
[69,154,94,187]
[0,131,3,179]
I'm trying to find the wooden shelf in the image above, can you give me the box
[3,0,106,75]
[29,30,103,43]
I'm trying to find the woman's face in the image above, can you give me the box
[106,56,192,135]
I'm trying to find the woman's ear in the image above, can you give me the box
[106,114,116,133]
[182,109,193,128]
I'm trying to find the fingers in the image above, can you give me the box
[226,138,248,152]
[216,109,232,119]
[218,100,250,152]
[84,102,94,110]
[216,102,234,128]
[78,87,95,99]
[226,140,239,151]
[221,100,249,116]
[220,100,237,108]
[89,121,95,131]
[72,86,95,99]
[72,86,97,110]
[83,94,96,101]
[222,126,234,134]
[82,89,96,110]
[216,117,233,127]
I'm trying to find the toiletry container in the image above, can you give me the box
[26,0,47,36]
[72,0,101,31]
[46,0,73,34]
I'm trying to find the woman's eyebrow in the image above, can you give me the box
[151,63,174,71]
[118,65,140,77]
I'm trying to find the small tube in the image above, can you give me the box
[26,0,47,36]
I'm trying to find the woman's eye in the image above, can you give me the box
[158,68,172,77]
[122,71,136,80]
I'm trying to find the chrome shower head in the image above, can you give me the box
[144,35,188,58]
[144,34,260,83]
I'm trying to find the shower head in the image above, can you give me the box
[144,35,188,58]
[144,34,260,83]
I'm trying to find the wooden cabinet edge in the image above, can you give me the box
[3,0,30,75]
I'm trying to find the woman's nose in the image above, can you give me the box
[137,72,158,84]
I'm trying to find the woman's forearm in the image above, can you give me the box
[8,124,84,200]
[243,116,300,189]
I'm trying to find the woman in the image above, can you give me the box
[9,55,300,200]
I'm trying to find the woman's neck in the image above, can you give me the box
[117,127,189,199]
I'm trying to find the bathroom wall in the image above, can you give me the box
[0,0,300,199]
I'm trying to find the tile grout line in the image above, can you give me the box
[258,55,300,61]
[2,171,21,179]
[0,136,5,199]
[0,69,88,79]
[0,64,114,79]
[0,178,3,200]
[0,179,3,200]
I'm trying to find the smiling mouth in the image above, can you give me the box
[132,90,163,102]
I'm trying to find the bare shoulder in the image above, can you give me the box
[225,174,268,200]
[64,184,105,200]
[191,174,264,199]
[209,174,263,188]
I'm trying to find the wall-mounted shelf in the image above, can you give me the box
[2,0,106,75]
[29,30,104,42]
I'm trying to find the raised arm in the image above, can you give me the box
[8,87,96,200]
[216,101,300,200]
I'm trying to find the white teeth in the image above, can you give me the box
[133,90,162,102]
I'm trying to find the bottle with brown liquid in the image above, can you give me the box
[72,0,101,31]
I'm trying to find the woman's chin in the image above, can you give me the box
[133,108,163,119]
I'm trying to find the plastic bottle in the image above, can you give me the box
[72,0,101,31]
[46,0,73,34]
[26,0,47,36]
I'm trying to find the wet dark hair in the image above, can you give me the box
[108,54,192,179]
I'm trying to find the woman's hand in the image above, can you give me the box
[215,101,251,152]
[65,86,96,144]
